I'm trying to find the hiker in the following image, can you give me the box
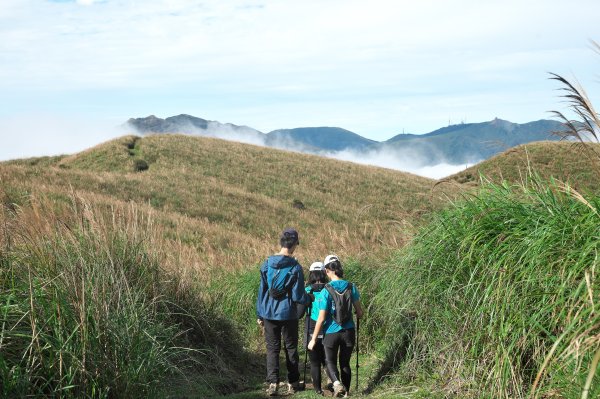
[298,261,335,396]
[308,255,364,398]
[256,228,313,396]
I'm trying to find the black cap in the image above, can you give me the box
[281,227,299,245]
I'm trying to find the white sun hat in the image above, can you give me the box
[323,254,339,266]
[309,261,324,271]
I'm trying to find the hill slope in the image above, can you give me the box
[2,134,454,273]
[446,141,600,193]
[3,133,599,398]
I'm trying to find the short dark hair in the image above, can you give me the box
[324,260,344,278]
[308,270,327,285]
[280,228,299,249]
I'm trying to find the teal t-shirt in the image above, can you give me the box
[317,280,360,334]
[305,285,326,321]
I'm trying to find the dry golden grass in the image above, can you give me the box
[1,134,459,276]
[445,141,600,194]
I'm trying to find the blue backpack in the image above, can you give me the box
[267,265,296,299]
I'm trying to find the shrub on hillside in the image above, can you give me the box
[133,159,149,172]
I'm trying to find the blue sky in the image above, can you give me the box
[1,0,600,161]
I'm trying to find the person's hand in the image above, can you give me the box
[307,338,317,351]
[355,308,364,319]
[257,318,264,327]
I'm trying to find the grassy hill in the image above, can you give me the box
[4,133,600,398]
[0,134,461,397]
[446,141,600,193]
[3,134,453,274]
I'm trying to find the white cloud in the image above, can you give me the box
[0,113,125,161]
[318,146,476,179]
[76,0,102,5]
[0,0,599,160]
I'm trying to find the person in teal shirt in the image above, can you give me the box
[308,255,364,398]
[299,261,335,395]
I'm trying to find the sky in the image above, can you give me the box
[1,0,600,170]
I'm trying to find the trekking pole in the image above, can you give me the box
[355,317,360,392]
[302,304,311,389]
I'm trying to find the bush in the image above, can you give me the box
[0,196,250,398]
[375,176,600,398]
[133,159,149,172]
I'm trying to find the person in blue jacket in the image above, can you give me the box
[256,228,312,396]
[308,255,364,398]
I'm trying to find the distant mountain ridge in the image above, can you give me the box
[266,127,377,151]
[126,114,565,166]
[127,114,264,143]
[384,118,565,164]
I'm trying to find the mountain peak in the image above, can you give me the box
[490,117,515,131]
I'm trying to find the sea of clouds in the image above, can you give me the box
[0,115,473,179]
[143,122,475,179]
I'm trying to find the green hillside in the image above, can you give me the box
[447,141,600,193]
[3,133,600,398]
[3,134,453,271]
[2,134,456,397]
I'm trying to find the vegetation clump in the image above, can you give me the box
[133,158,149,172]
[374,176,600,397]
[292,199,305,209]
[0,195,250,398]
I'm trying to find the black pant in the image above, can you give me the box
[264,318,300,384]
[308,338,333,392]
[304,319,334,392]
[323,329,355,391]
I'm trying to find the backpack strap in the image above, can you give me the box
[325,282,351,295]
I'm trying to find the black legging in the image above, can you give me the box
[308,338,328,391]
[323,329,355,391]
[304,317,334,392]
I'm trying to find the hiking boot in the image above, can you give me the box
[333,381,346,398]
[287,381,301,394]
[325,379,334,393]
[267,383,278,396]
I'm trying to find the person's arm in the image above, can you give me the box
[256,261,267,324]
[291,265,310,304]
[307,309,327,350]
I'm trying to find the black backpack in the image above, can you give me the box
[325,283,354,325]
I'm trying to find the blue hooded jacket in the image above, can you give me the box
[256,255,310,320]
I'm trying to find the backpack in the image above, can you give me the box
[267,264,296,299]
[325,283,354,325]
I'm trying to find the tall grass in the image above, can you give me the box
[0,193,250,398]
[373,176,600,398]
